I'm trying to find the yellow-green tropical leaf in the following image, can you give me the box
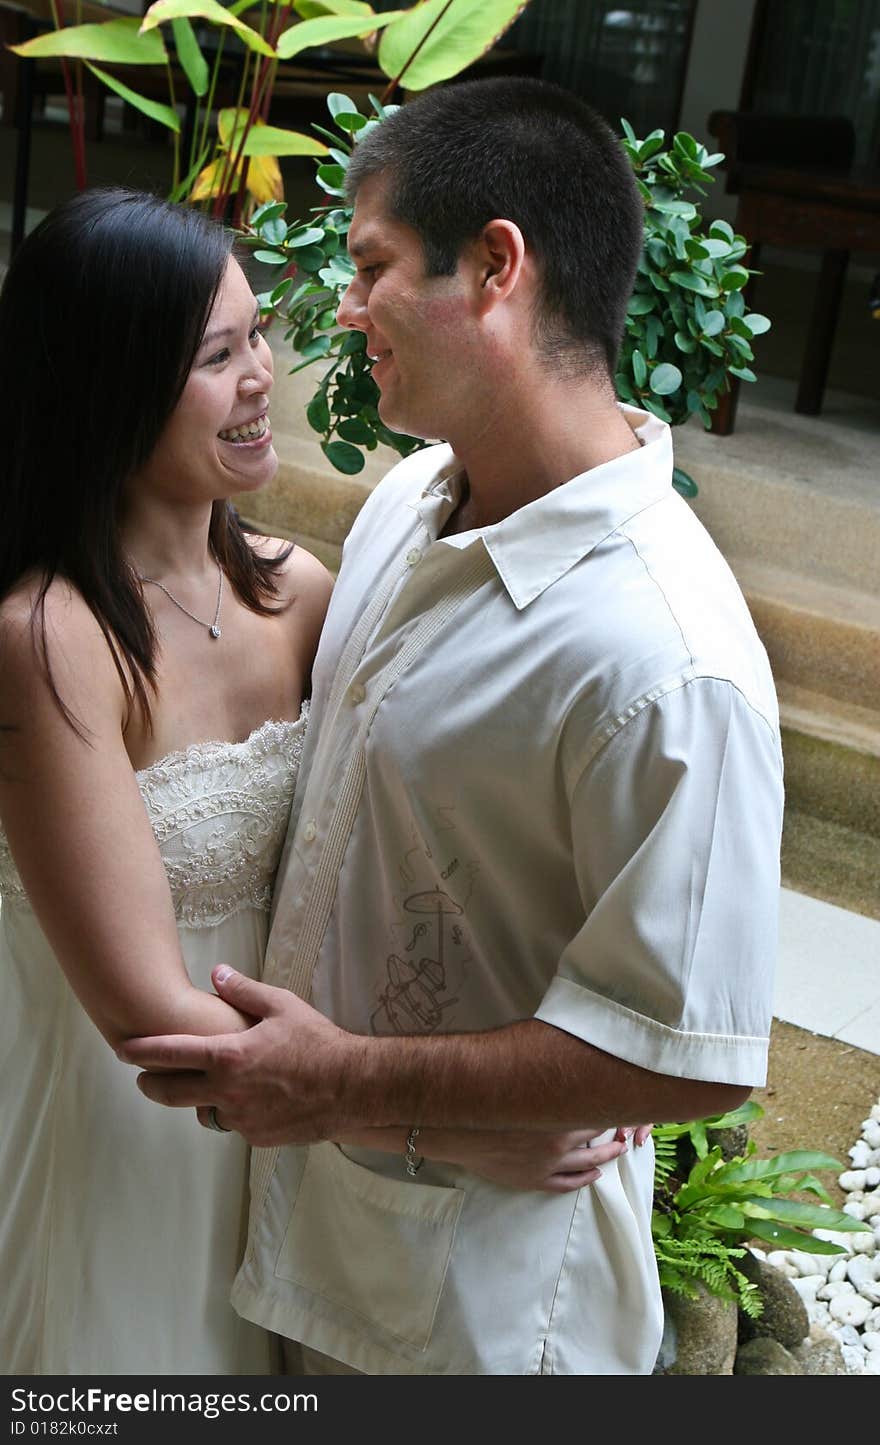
[171,17,209,96]
[86,62,181,130]
[188,150,282,204]
[245,152,284,204]
[240,124,328,157]
[275,9,407,61]
[189,157,228,202]
[10,16,167,64]
[294,1,376,18]
[141,0,275,58]
[378,0,531,91]
[217,106,250,149]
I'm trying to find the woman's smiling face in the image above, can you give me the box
[132,257,277,505]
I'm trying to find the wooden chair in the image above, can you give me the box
[706,109,859,433]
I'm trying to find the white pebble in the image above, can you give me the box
[864,1334,880,1352]
[849,1143,872,1169]
[818,1280,856,1301]
[868,1105,880,1123]
[766,1250,799,1278]
[851,1232,877,1255]
[863,1351,880,1374]
[840,1170,867,1191]
[807,1300,831,1326]
[866,1168,880,1188]
[862,1121,880,1149]
[842,1344,867,1373]
[830,1294,872,1327]
[843,1200,867,1220]
[789,1249,828,1277]
[792,1275,824,1305]
[815,1228,857,1249]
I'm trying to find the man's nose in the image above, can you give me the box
[336,276,366,331]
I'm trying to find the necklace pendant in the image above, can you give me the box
[210,625,221,639]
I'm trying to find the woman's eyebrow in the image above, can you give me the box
[200,305,260,350]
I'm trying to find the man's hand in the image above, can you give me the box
[117,966,360,1146]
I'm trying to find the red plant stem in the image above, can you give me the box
[48,0,87,187]
[380,0,457,105]
[225,0,293,224]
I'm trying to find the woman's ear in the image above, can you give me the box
[473,220,527,311]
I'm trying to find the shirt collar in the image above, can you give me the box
[413,406,674,611]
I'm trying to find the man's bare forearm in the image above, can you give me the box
[351,1018,750,1132]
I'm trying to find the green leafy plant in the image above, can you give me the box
[10,0,531,224]
[652,1101,871,1317]
[246,100,771,488]
[618,120,771,497]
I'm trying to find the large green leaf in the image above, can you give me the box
[10,16,166,64]
[86,63,180,130]
[171,17,209,96]
[141,0,275,57]
[721,1150,843,1184]
[239,126,329,158]
[276,9,407,60]
[378,0,531,91]
[748,1221,845,1253]
[742,1198,872,1232]
[295,0,376,16]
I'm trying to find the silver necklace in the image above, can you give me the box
[138,558,224,640]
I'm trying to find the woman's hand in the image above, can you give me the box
[335,1122,654,1194]
[431,1123,653,1193]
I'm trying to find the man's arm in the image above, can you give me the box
[120,966,747,1146]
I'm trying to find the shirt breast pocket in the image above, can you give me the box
[274,1142,464,1351]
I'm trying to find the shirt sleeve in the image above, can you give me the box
[534,675,785,1087]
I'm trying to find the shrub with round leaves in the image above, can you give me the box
[617,119,771,457]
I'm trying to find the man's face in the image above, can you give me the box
[336,174,475,442]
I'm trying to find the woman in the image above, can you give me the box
[0,188,638,1376]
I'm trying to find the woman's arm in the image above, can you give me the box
[334,1124,653,1194]
[0,583,248,1048]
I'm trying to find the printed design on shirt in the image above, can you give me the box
[370,808,477,1036]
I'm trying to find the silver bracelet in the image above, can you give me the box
[405,1125,423,1177]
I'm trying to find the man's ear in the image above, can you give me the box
[473,219,527,311]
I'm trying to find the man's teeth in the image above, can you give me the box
[218,415,268,442]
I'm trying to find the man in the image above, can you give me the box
[125,77,785,1374]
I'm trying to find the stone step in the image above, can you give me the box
[734,560,880,714]
[777,683,880,838]
[675,397,880,597]
[781,808,880,923]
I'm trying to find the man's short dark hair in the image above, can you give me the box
[345,76,644,379]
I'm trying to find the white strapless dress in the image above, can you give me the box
[0,712,307,1376]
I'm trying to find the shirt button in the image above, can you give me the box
[294,896,305,910]
[302,819,317,842]
[406,547,421,566]
[349,681,366,704]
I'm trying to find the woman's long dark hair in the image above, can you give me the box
[0,186,291,732]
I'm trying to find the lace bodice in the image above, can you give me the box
[0,711,307,928]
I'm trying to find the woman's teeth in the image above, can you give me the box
[218,415,268,442]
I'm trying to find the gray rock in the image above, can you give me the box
[710,1123,751,1162]
[659,1285,737,1375]
[739,1254,810,1350]
[791,1323,848,1375]
[735,1338,804,1374]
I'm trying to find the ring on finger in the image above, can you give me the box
[206,1105,231,1134]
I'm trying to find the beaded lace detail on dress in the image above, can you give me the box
[0,710,307,928]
